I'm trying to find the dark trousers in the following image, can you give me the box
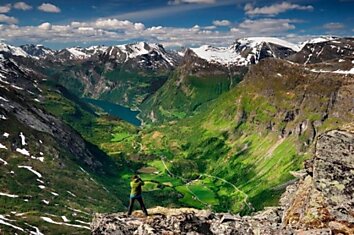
[127,196,148,216]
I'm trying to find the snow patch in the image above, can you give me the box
[0,43,29,57]
[11,84,24,90]
[66,48,89,59]
[16,148,30,156]
[0,157,8,165]
[41,217,90,230]
[0,216,24,232]
[237,37,300,52]
[310,68,354,75]
[0,77,10,84]
[66,206,90,216]
[18,165,42,178]
[61,216,70,222]
[19,132,27,146]
[42,200,49,205]
[75,220,90,225]
[333,68,354,74]
[25,223,44,235]
[51,192,59,196]
[191,45,242,66]
[36,179,45,184]
[38,185,46,189]
[0,114,7,120]
[0,96,9,102]
[0,192,19,198]
[0,143,7,150]
[3,132,9,138]
[302,36,336,45]
[67,191,77,197]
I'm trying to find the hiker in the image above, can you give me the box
[127,174,148,216]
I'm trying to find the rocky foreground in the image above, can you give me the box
[91,130,354,235]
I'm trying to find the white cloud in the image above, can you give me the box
[14,2,32,11]
[0,17,304,47]
[245,2,313,16]
[213,20,231,26]
[323,22,345,30]
[134,22,145,31]
[0,14,18,24]
[0,4,11,14]
[71,18,146,31]
[38,3,61,13]
[236,18,296,34]
[168,0,215,5]
[38,22,52,30]
[94,19,145,30]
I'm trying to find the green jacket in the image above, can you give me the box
[130,178,144,197]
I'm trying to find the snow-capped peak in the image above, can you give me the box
[302,36,338,45]
[104,42,176,66]
[189,37,299,66]
[0,43,29,57]
[85,45,108,54]
[234,37,301,52]
[65,47,90,59]
[190,45,241,66]
[20,44,55,59]
[116,42,166,58]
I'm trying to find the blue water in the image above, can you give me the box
[83,98,141,126]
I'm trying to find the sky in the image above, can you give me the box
[0,0,353,49]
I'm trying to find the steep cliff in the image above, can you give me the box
[91,129,354,234]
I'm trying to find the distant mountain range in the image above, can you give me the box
[0,36,350,66]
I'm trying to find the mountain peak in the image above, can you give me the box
[188,37,299,66]
[0,43,29,58]
[234,37,300,52]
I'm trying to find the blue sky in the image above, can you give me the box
[0,0,353,49]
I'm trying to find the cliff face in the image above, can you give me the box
[91,130,354,235]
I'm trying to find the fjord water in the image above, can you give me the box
[83,98,141,126]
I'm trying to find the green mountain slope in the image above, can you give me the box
[139,56,247,122]
[0,57,129,234]
[134,58,353,213]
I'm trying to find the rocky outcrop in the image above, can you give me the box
[281,130,354,234]
[91,130,354,234]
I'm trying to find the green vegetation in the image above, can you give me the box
[139,69,244,122]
